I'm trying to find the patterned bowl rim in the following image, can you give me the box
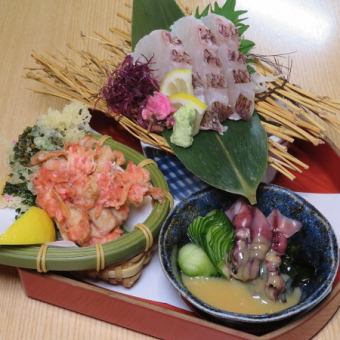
[158,184,339,323]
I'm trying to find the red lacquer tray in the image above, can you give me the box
[18,113,340,339]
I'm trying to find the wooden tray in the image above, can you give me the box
[17,114,340,338]
[18,269,340,339]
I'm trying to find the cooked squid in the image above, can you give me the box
[226,199,272,282]
[226,200,302,301]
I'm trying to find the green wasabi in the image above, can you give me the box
[170,105,197,148]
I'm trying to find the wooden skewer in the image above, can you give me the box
[269,162,296,180]
[264,96,296,120]
[260,122,295,143]
[272,147,309,169]
[269,138,288,152]
[319,100,340,112]
[327,98,340,105]
[266,94,323,133]
[268,148,303,172]
[259,108,311,141]
[285,82,340,115]
[266,124,303,140]
[268,156,302,173]
[268,84,339,123]
[296,96,340,118]
[257,101,322,145]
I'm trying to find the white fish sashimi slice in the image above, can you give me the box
[171,16,223,83]
[228,83,255,120]
[132,29,191,82]
[203,13,255,120]
[201,13,239,50]
[204,88,230,115]
[171,16,230,123]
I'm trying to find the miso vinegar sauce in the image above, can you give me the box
[182,275,301,315]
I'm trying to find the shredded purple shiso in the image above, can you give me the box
[101,55,159,123]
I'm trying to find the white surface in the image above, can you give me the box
[0,193,339,312]
[0,208,17,233]
[86,251,191,311]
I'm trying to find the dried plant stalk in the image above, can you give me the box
[25,3,340,180]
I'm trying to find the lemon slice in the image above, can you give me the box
[160,69,194,96]
[0,207,56,245]
[169,93,208,135]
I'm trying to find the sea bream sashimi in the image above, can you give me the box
[132,29,192,82]
[202,13,255,120]
[171,16,231,125]
[132,15,255,135]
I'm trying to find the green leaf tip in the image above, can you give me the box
[194,0,255,54]
[132,0,185,50]
[164,113,268,204]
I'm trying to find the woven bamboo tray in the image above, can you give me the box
[0,136,172,287]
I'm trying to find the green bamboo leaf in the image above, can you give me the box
[163,113,268,204]
[237,23,250,36]
[132,0,184,50]
[193,0,255,52]
[247,64,256,74]
[235,10,248,16]
[240,39,255,54]
[220,0,236,12]
[195,3,211,18]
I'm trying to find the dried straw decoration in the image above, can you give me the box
[26,1,340,181]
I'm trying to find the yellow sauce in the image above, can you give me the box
[182,275,301,315]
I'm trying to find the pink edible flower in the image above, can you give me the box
[142,92,174,121]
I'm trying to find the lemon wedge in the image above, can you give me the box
[0,207,56,245]
[169,93,208,135]
[160,69,194,96]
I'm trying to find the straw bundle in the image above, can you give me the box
[26,1,340,181]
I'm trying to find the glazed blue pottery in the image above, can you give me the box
[158,184,339,333]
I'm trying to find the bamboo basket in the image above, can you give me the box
[0,137,173,288]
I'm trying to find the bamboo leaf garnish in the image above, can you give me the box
[194,0,255,55]
[194,3,210,18]
[131,0,184,50]
[240,39,255,54]
[163,114,268,204]
[237,23,250,36]
[131,0,265,202]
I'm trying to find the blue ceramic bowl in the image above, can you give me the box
[158,184,339,330]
